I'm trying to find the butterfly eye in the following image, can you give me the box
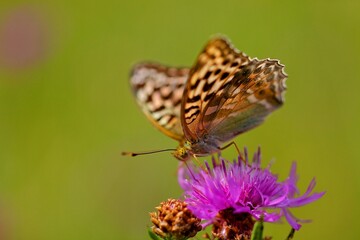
[172,147,190,161]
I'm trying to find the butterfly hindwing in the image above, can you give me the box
[130,63,189,141]
[205,58,287,143]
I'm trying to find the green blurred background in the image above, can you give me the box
[0,0,359,239]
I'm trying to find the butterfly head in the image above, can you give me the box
[172,141,192,161]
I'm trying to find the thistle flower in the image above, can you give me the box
[150,198,202,240]
[178,147,325,238]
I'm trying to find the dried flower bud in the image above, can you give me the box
[150,199,202,240]
[212,208,255,240]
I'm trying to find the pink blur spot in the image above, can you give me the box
[0,6,49,69]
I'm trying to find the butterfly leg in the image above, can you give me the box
[220,141,241,156]
[220,141,247,164]
[192,154,201,166]
[285,228,295,240]
[191,154,208,172]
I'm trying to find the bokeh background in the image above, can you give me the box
[0,0,359,239]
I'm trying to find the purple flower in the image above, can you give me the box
[178,148,325,230]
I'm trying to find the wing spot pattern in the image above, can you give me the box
[184,105,200,114]
[221,72,229,80]
[204,92,216,102]
[202,81,213,92]
[185,109,200,124]
[187,95,201,103]
[204,71,212,79]
[130,63,189,140]
[195,80,206,96]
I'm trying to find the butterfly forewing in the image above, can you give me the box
[181,37,287,144]
[130,63,189,141]
[181,37,251,141]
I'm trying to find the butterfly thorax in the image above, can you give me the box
[190,136,222,156]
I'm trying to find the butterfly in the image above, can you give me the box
[128,36,287,161]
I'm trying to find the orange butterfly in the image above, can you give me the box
[125,37,287,161]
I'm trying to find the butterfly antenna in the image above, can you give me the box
[122,149,176,157]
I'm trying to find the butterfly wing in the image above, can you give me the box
[130,63,189,141]
[181,37,287,144]
[204,58,287,143]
